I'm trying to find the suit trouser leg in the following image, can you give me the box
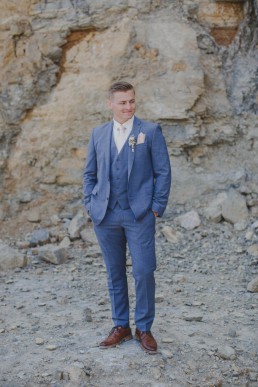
[123,209,156,332]
[94,206,156,331]
[93,207,129,328]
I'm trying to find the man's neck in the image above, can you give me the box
[113,116,134,126]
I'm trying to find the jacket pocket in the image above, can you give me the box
[136,142,147,149]
[92,186,98,195]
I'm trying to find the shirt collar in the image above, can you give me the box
[113,116,135,131]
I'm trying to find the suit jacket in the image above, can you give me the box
[83,116,171,225]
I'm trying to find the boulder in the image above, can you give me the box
[216,346,236,360]
[59,236,71,248]
[161,226,183,243]
[38,245,68,265]
[204,192,227,223]
[222,189,249,224]
[29,229,50,247]
[80,228,98,245]
[175,210,201,230]
[68,213,87,240]
[0,241,27,270]
[27,208,41,223]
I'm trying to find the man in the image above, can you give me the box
[83,81,171,354]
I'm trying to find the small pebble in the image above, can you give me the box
[162,337,174,343]
[35,337,45,345]
[46,345,58,351]
[161,349,173,358]
[183,314,203,322]
[216,346,236,360]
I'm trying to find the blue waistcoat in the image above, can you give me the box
[108,134,130,210]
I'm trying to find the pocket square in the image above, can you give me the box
[137,132,146,144]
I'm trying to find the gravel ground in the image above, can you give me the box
[1,208,258,387]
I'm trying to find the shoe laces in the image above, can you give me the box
[109,326,123,336]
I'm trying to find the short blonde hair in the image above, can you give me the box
[108,82,135,98]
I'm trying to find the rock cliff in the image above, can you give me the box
[0,0,257,225]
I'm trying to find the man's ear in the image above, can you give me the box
[107,98,112,110]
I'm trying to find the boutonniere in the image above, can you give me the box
[128,135,137,152]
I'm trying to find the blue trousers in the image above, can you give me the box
[93,205,156,332]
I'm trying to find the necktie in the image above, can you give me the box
[116,125,127,153]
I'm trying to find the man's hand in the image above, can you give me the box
[152,211,159,218]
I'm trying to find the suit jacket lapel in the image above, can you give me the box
[104,122,113,179]
[128,116,141,180]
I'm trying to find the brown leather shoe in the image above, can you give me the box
[135,328,157,354]
[99,326,132,349]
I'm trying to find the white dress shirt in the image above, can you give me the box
[113,116,134,153]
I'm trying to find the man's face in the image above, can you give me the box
[108,89,136,124]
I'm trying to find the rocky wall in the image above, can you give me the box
[0,0,257,223]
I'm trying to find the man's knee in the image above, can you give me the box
[133,267,156,281]
[107,264,127,280]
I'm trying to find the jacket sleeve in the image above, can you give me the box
[83,130,97,212]
[151,125,171,216]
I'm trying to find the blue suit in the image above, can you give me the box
[83,116,171,331]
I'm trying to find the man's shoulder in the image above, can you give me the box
[91,121,112,138]
[93,121,112,132]
[136,117,160,133]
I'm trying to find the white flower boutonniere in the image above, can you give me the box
[129,135,137,152]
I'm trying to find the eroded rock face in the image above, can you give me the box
[0,0,257,222]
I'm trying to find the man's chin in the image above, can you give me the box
[124,113,134,119]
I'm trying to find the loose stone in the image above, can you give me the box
[29,229,50,247]
[249,372,257,381]
[38,245,68,265]
[68,212,87,240]
[35,337,45,345]
[228,328,237,338]
[161,349,173,358]
[175,210,201,230]
[247,244,258,257]
[247,276,258,292]
[155,294,164,303]
[222,189,249,224]
[183,314,203,322]
[216,346,236,360]
[0,242,27,270]
[59,236,71,248]
[161,226,182,243]
[162,338,174,343]
[84,307,93,322]
[46,345,58,351]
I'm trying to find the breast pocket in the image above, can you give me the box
[135,142,148,152]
